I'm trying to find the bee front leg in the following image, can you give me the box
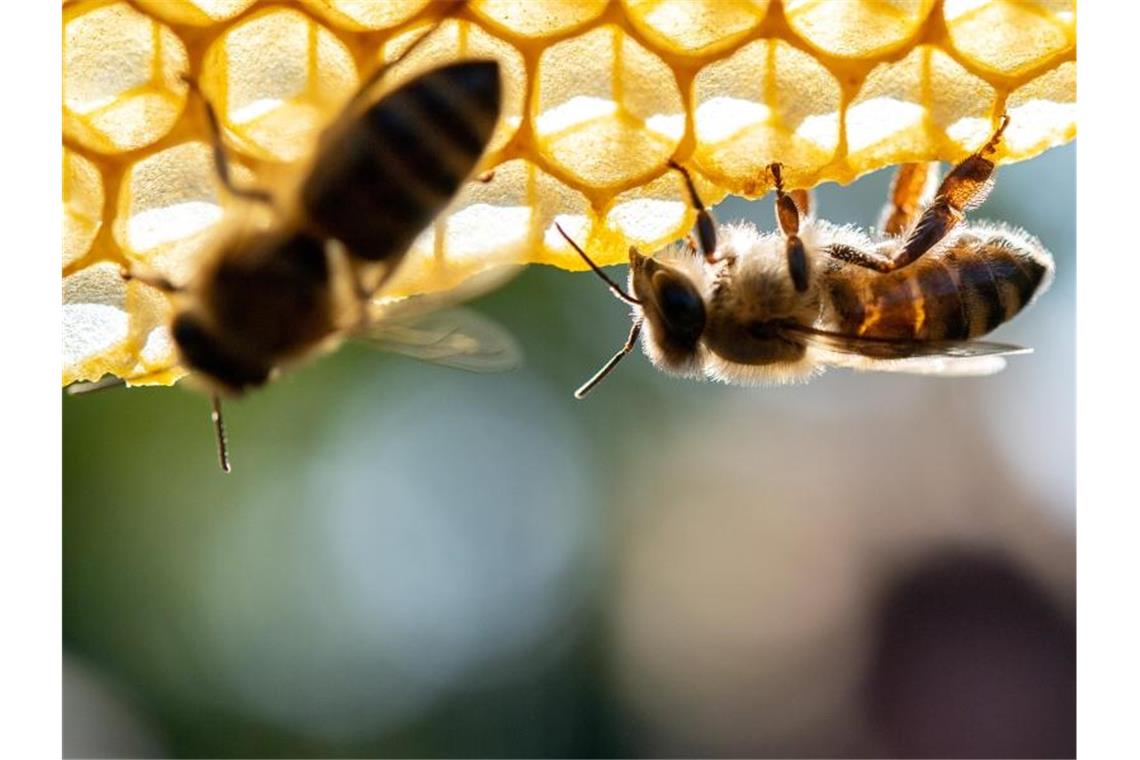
[889,115,1009,270]
[182,74,274,207]
[769,163,810,292]
[668,160,718,263]
[878,162,939,237]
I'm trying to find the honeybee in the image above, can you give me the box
[72,11,519,471]
[558,116,1054,397]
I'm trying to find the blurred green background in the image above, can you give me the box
[64,144,1075,758]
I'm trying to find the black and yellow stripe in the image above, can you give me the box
[828,231,1050,341]
[300,60,502,263]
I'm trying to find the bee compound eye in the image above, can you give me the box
[652,270,706,342]
[170,313,269,392]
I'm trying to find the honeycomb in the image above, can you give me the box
[62,0,1076,386]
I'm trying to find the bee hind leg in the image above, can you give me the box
[789,188,814,220]
[878,162,939,237]
[889,115,1010,270]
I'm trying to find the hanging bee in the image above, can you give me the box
[71,11,518,471]
[558,115,1054,397]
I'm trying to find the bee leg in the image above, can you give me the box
[769,163,810,292]
[668,160,718,263]
[181,74,274,207]
[790,188,815,221]
[341,1,467,116]
[825,243,893,273]
[890,114,1010,270]
[878,162,939,237]
[120,265,183,293]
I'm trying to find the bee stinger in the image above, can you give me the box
[558,115,1054,398]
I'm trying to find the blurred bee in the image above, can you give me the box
[73,10,519,471]
[558,115,1054,397]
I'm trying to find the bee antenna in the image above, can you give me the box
[575,319,643,399]
[554,222,641,306]
[211,394,232,473]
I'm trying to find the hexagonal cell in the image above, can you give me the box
[846,46,998,168]
[1003,61,1075,159]
[299,0,431,31]
[113,141,253,287]
[784,0,934,59]
[534,25,684,190]
[63,1,188,153]
[200,7,358,162]
[604,168,726,256]
[134,0,257,26]
[622,0,770,57]
[126,280,182,381]
[470,0,608,38]
[386,159,592,297]
[380,18,527,154]
[944,0,1075,77]
[63,262,132,383]
[63,147,104,269]
[692,38,841,194]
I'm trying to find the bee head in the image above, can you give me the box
[172,312,271,396]
[628,248,707,371]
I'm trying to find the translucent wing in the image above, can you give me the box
[356,307,522,373]
[780,324,1030,377]
[370,264,521,323]
[824,353,1012,377]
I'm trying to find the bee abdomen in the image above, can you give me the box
[829,228,1052,341]
[943,232,1052,338]
[301,60,501,263]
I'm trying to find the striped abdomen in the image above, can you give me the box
[301,60,501,263]
[825,228,1053,341]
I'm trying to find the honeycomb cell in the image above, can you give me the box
[534,25,684,190]
[134,0,257,26]
[1003,62,1076,160]
[381,18,527,154]
[63,148,104,269]
[200,7,358,162]
[603,169,726,257]
[125,280,183,383]
[846,46,998,168]
[386,159,593,297]
[62,262,131,384]
[60,0,1078,388]
[622,0,770,58]
[692,38,841,194]
[299,0,432,32]
[784,0,934,59]
[113,141,253,287]
[944,0,1075,77]
[470,0,608,39]
[63,1,188,153]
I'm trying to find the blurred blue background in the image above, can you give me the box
[63,143,1075,758]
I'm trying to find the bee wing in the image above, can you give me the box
[825,353,1012,377]
[355,307,522,373]
[370,264,521,323]
[781,324,1030,377]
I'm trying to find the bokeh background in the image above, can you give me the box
[63,143,1075,758]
